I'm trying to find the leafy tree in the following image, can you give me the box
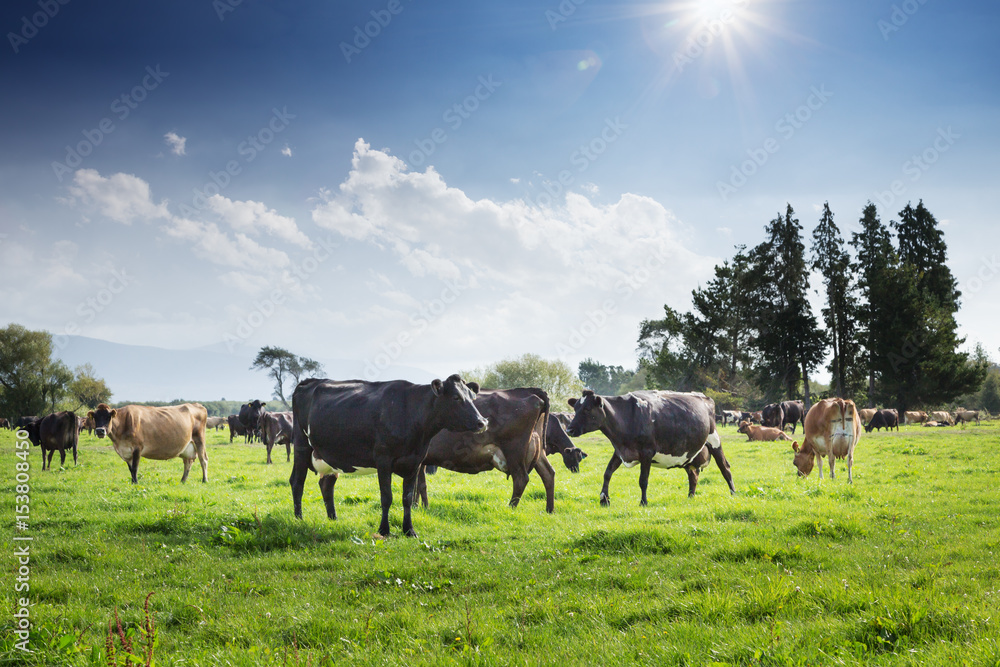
[979,366,1000,414]
[811,202,864,399]
[0,324,57,418]
[41,360,73,412]
[578,359,635,395]
[463,354,583,406]
[68,363,113,410]
[748,204,827,407]
[251,346,324,408]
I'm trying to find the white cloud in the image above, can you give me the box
[164,132,187,156]
[206,195,312,248]
[162,217,290,270]
[281,145,292,157]
[68,169,170,224]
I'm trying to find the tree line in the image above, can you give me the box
[634,200,989,414]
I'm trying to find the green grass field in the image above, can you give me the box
[3,420,999,666]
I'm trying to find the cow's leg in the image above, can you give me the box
[376,466,394,537]
[638,459,652,506]
[181,456,194,483]
[72,442,78,465]
[828,453,836,480]
[286,441,291,462]
[600,455,623,507]
[846,450,854,483]
[416,465,429,508]
[710,446,736,495]
[686,466,701,497]
[401,471,418,538]
[58,448,66,467]
[318,473,338,519]
[532,452,556,513]
[289,450,310,520]
[266,441,273,465]
[193,431,208,483]
[128,450,140,484]
[42,447,51,470]
[509,466,530,509]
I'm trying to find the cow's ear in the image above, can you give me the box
[466,381,480,395]
[431,379,443,396]
[791,441,799,452]
[87,411,94,419]
[593,395,603,408]
[109,409,117,419]
[568,398,578,408]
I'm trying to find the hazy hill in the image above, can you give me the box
[53,336,436,403]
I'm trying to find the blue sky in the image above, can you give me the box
[1,0,997,386]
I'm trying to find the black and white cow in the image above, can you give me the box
[289,374,488,538]
[566,390,735,505]
[259,410,294,464]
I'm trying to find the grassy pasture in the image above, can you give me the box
[2,420,999,666]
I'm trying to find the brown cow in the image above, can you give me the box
[88,403,208,483]
[858,408,877,425]
[206,416,227,431]
[930,411,954,425]
[792,398,861,482]
[904,410,927,424]
[954,410,980,426]
[737,420,792,441]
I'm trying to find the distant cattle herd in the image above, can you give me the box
[5,383,991,538]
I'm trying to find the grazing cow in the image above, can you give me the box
[566,390,735,504]
[864,409,899,432]
[904,410,928,424]
[544,415,587,473]
[791,398,861,482]
[24,411,79,470]
[737,420,792,441]
[77,414,95,435]
[89,402,209,483]
[930,411,954,425]
[289,375,488,538]
[954,410,980,426]
[227,414,249,442]
[418,388,555,511]
[206,416,227,431]
[259,410,294,464]
[858,408,877,425]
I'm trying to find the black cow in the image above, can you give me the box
[259,410,294,464]
[238,400,266,443]
[417,388,554,511]
[16,416,39,430]
[0,417,10,429]
[24,411,79,470]
[762,401,806,433]
[227,414,248,443]
[544,415,587,473]
[865,409,899,432]
[289,374,488,538]
[566,390,735,504]
[761,403,783,429]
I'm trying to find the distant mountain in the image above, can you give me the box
[53,336,436,403]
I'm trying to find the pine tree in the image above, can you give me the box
[749,204,827,406]
[850,202,895,406]
[811,202,863,399]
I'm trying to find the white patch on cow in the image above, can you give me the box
[705,431,722,450]
[180,441,196,459]
[619,455,640,468]
[305,425,311,445]
[485,445,508,473]
[311,453,375,476]
[652,452,690,469]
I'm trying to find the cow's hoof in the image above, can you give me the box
[640,500,648,507]
[404,529,418,538]
[599,495,610,507]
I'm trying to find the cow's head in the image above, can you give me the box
[248,400,267,426]
[566,390,607,437]
[21,419,41,447]
[737,420,751,435]
[431,375,488,433]
[88,403,117,439]
[544,418,588,472]
[791,441,815,477]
